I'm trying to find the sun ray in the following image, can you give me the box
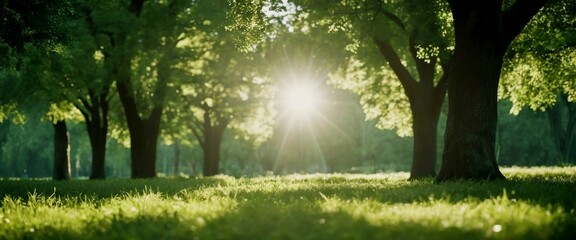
[303,116,328,172]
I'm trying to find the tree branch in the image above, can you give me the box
[378,7,406,31]
[189,121,205,149]
[409,30,437,88]
[502,0,549,48]
[373,38,417,98]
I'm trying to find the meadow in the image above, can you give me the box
[1,167,575,239]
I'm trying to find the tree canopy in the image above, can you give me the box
[0,0,574,180]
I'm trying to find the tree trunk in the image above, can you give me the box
[173,140,180,175]
[129,124,160,178]
[116,72,163,178]
[203,126,225,177]
[202,110,227,177]
[114,48,166,178]
[548,96,576,163]
[53,120,71,180]
[564,101,576,163]
[106,0,162,179]
[374,31,448,180]
[83,91,109,180]
[409,96,441,179]
[87,120,107,180]
[548,100,567,160]
[437,2,506,181]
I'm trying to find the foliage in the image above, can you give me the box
[0,118,53,178]
[0,0,73,109]
[0,0,72,52]
[500,0,576,114]
[172,36,276,147]
[0,167,575,239]
[272,0,453,136]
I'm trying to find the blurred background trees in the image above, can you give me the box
[0,0,574,179]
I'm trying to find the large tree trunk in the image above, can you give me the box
[438,1,505,181]
[437,0,549,182]
[53,120,71,180]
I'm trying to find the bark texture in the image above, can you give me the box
[437,0,549,181]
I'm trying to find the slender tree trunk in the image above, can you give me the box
[548,96,576,163]
[437,1,506,181]
[203,130,224,177]
[547,100,567,160]
[53,120,71,180]
[0,122,8,176]
[564,101,576,163]
[173,140,180,175]
[202,120,226,177]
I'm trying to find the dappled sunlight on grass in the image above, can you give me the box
[0,167,575,239]
[1,190,237,239]
[502,166,576,181]
[318,191,566,239]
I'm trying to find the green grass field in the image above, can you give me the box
[1,167,575,239]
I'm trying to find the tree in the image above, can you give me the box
[1,0,73,180]
[62,3,117,179]
[436,0,550,181]
[499,0,576,164]
[174,38,275,177]
[0,0,70,54]
[82,0,195,178]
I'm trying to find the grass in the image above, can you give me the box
[0,166,575,239]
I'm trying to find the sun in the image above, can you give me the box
[280,82,323,119]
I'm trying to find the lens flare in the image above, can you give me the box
[280,82,323,119]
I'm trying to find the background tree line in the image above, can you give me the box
[0,0,574,180]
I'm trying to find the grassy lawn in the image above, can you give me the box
[1,166,575,239]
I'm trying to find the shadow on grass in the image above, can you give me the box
[1,175,575,210]
[2,175,575,239]
[0,177,231,200]
[21,201,487,240]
